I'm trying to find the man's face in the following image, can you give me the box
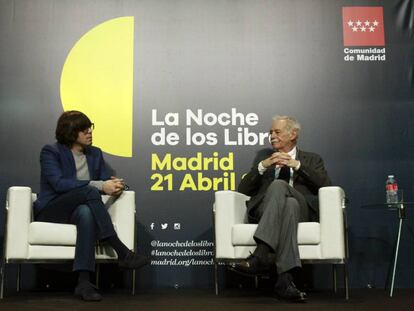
[269,119,296,152]
[75,127,93,147]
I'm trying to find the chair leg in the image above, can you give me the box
[254,275,259,289]
[131,269,136,295]
[0,260,6,299]
[344,263,350,300]
[332,264,337,294]
[214,261,219,296]
[16,264,21,293]
[95,264,100,288]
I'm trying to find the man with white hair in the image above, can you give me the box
[234,115,331,302]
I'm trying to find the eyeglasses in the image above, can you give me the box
[81,123,95,133]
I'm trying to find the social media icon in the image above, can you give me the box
[161,223,168,230]
[150,223,155,230]
[174,223,181,230]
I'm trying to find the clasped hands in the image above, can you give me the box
[261,152,300,169]
[102,176,126,196]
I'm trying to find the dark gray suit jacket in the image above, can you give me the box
[238,148,331,222]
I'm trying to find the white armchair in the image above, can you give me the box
[213,186,349,299]
[1,186,137,299]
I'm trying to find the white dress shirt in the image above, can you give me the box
[257,147,300,186]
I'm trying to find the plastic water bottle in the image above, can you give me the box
[385,175,398,204]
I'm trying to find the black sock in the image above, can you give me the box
[275,271,294,290]
[253,240,272,259]
[104,235,130,259]
[77,271,91,285]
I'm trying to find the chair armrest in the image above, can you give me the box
[5,186,32,260]
[318,186,346,259]
[214,190,250,259]
[104,191,135,250]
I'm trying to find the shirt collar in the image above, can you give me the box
[287,146,297,159]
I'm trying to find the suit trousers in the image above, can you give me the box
[251,180,309,274]
[35,186,117,272]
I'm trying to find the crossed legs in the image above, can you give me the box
[253,180,308,273]
[235,180,309,302]
[35,186,148,300]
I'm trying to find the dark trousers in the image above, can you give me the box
[250,180,309,274]
[36,186,116,272]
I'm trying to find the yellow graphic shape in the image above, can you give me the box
[60,16,134,157]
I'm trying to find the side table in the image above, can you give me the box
[361,201,413,297]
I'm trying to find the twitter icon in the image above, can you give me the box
[161,223,168,230]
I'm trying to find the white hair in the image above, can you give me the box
[272,115,301,132]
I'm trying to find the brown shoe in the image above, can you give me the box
[119,250,150,269]
[231,254,271,275]
[274,281,307,303]
[274,272,307,303]
[74,282,102,302]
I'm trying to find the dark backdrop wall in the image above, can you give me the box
[1,0,414,290]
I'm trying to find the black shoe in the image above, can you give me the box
[274,281,307,303]
[119,250,151,269]
[231,254,271,276]
[74,281,102,302]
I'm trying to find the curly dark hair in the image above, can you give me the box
[55,111,93,146]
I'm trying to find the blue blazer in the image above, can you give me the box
[33,143,111,216]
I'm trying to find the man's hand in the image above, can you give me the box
[102,176,125,196]
[261,152,300,169]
